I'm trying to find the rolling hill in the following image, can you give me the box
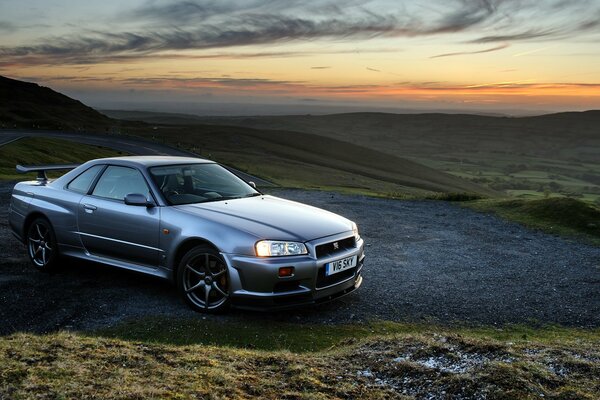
[126,121,492,195]
[137,111,599,162]
[106,110,599,202]
[0,75,114,131]
[1,76,492,196]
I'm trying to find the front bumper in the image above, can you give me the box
[221,232,365,311]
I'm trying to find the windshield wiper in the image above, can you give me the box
[187,193,262,205]
[198,196,242,203]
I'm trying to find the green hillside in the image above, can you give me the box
[467,197,600,245]
[124,122,494,196]
[1,76,492,196]
[0,137,126,180]
[156,111,600,202]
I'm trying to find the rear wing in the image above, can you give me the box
[16,164,80,181]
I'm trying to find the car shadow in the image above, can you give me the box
[0,255,355,336]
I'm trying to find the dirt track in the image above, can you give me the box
[1,183,599,334]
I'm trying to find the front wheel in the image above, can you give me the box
[26,217,59,272]
[177,245,230,313]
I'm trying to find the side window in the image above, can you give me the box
[92,166,150,201]
[67,165,104,194]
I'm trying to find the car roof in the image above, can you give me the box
[91,155,214,168]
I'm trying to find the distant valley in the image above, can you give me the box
[105,109,600,204]
[1,75,489,197]
[1,75,598,202]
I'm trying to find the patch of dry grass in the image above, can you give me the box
[1,325,599,399]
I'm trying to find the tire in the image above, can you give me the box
[177,245,230,313]
[26,217,59,272]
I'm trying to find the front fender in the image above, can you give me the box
[160,207,259,270]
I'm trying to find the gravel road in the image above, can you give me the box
[1,183,599,334]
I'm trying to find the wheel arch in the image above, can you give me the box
[22,211,50,242]
[171,237,221,281]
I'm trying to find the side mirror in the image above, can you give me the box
[248,181,257,189]
[124,193,153,207]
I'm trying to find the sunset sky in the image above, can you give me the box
[1,0,599,114]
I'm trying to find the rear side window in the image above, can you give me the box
[92,166,150,201]
[67,165,104,194]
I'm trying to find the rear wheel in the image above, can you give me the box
[177,245,230,313]
[26,217,59,272]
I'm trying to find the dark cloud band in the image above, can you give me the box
[430,43,509,58]
[0,0,598,65]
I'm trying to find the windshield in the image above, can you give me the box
[149,163,260,205]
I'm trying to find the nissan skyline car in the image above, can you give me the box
[8,156,365,313]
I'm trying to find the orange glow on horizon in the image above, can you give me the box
[1,1,599,112]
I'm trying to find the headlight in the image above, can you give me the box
[255,240,308,257]
[352,222,361,241]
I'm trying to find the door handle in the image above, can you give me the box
[83,204,97,213]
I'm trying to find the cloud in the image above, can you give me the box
[0,21,16,33]
[1,0,599,67]
[429,0,498,33]
[469,5,600,44]
[512,45,556,57]
[125,0,234,23]
[310,66,331,69]
[469,29,562,43]
[430,43,509,58]
[12,72,600,102]
[0,0,501,64]
[366,67,381,72]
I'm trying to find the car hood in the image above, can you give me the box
[175,195,352,242]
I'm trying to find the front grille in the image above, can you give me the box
[315,236,355,258]
[316,265,357,289]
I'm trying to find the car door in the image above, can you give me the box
[77,165,160,267]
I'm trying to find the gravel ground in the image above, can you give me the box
[1,183,599,334]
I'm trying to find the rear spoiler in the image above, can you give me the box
[16,164,80,181]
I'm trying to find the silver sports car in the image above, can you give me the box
[8,156,365,313]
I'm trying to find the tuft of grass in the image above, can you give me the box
[466,197,600,245]
[0,137,126,180]
[1,320,599,399]
[422,192,487,201]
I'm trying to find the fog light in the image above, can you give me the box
[278,267,294,277]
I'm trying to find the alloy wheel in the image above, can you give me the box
[28,222,53,267]
[183,253,229,310]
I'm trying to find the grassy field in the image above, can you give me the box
[0,137,126,180]
[412,153,600,205]
[120,122,493,198]
[466,197,600,245]
[2,320,599,399]
[4,76,495,198]
[142,111,599,204]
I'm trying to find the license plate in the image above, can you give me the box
[325,255,357,276]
